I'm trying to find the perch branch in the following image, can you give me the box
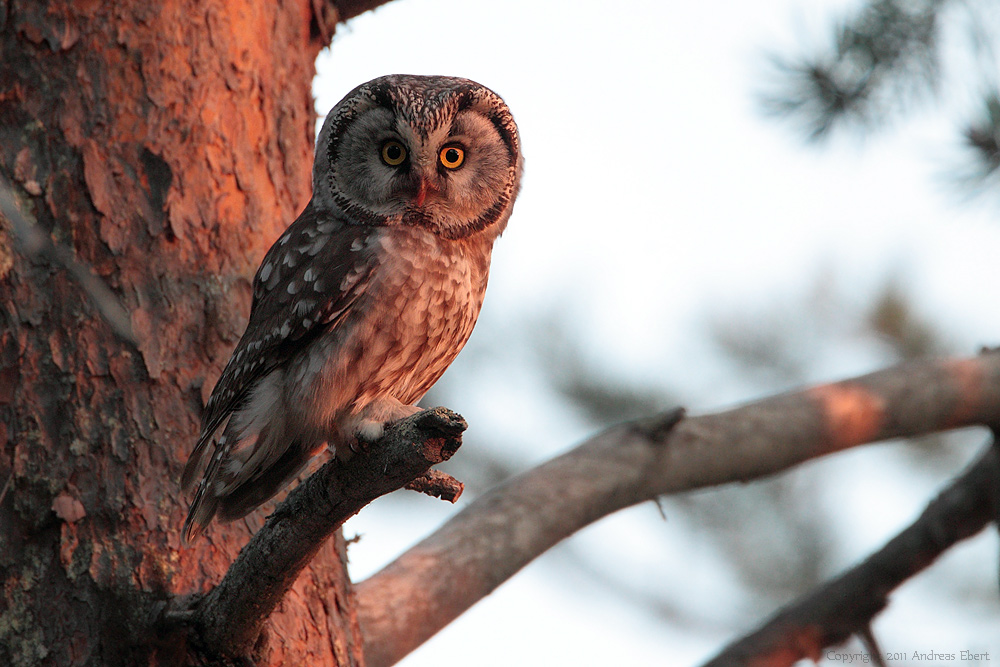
[703,442,1000,666]
[356,352,1000,667]
[188,407,466,659]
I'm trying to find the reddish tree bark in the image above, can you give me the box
[0,1,384,664]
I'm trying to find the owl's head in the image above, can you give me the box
[313,74,522,240]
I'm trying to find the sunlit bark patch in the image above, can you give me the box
[807,383,886,451]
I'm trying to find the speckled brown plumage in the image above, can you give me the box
[181,75,522,542]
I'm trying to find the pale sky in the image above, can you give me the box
[315,1,1000,664]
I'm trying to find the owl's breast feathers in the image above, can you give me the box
[288,215,493,431]
[189,199,494,477]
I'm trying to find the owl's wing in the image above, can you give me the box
[181,201,377,490]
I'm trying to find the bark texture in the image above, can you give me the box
[0,1,372,664]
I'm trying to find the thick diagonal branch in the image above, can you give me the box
[190,407,466,659]
[704,443,1000,666]
[357,353,1000,667]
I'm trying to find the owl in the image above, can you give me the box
[181,74,522,542]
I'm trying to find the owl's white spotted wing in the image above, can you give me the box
[181,201,377,490]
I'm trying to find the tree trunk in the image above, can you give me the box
[0,1,365,664]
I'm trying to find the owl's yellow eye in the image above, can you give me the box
[439,145,465,170]
[381,140,407,167]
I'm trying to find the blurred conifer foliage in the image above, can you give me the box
[765,0,1000,186]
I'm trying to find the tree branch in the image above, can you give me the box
[404,469,464,502]
[310,0,396,44]
[356,352,1000,667]
[185,407,466,660]
[332,0,393,21]
[703,442,1000,666]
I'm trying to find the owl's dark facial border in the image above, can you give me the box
[315,75,522,240]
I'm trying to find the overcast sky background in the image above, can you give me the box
[314,1,1000,664]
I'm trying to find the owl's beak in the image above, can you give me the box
[413,176,439,207]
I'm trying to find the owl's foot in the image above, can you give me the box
[347,399,424,453]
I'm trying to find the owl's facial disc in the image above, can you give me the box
[316,75,522,239]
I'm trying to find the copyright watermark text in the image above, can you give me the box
[826,650,992,664]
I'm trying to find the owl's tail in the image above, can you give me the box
[182,428,320,544]
[182,430,231,544]
[215,442,317,522]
